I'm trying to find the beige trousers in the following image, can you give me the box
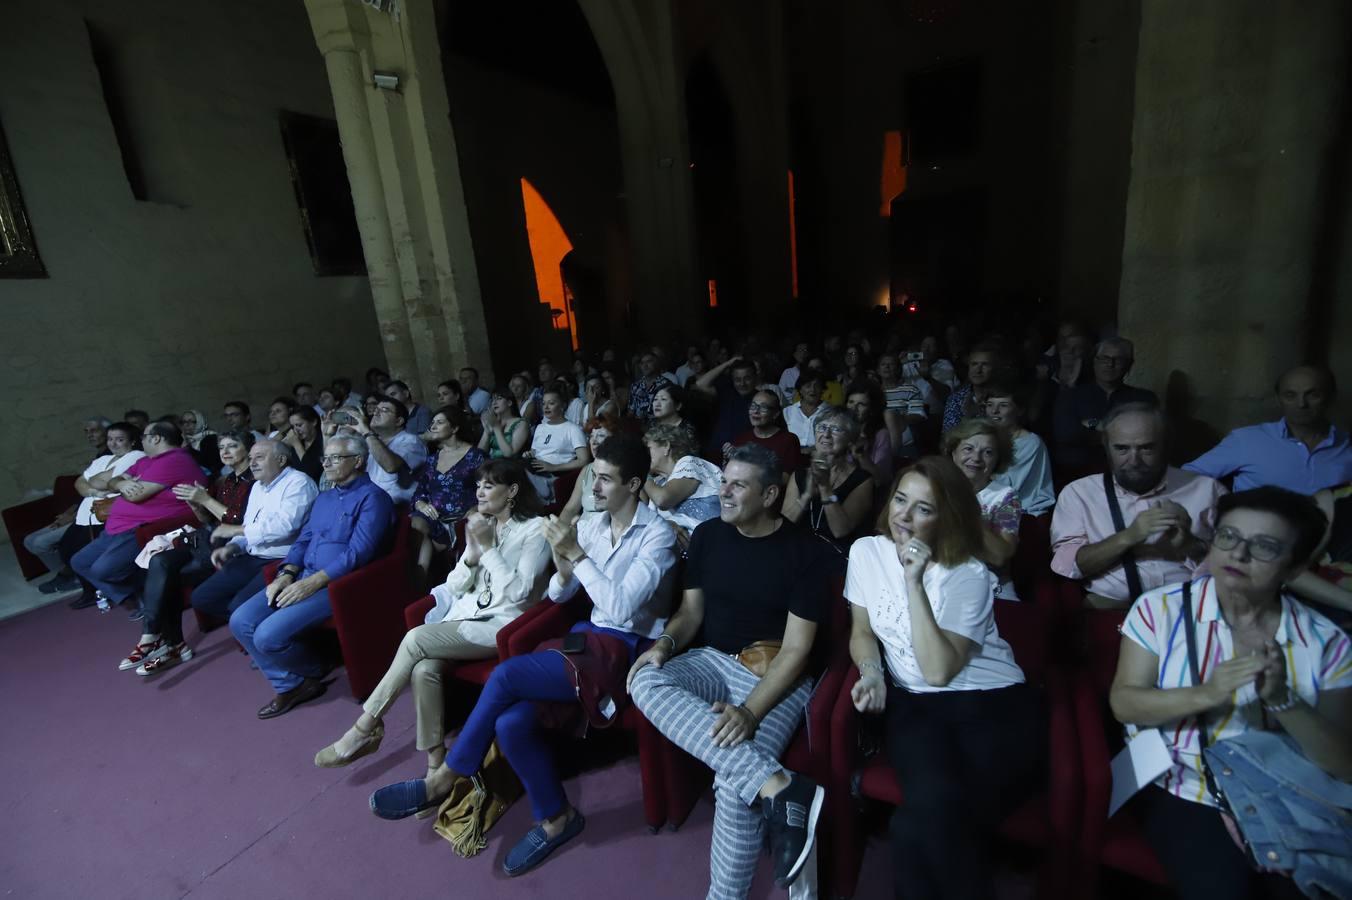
[361,620,497,751]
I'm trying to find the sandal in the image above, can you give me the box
[119,638,165,672]
[314,722,385,768]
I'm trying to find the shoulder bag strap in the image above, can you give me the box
[1103,471,1144,601]
[1180,581,1226,804]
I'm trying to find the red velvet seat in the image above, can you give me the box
[5,474,81,580]
[1072,608,1169,894]
[546,468,580,517]
[132,511,226,633]
[405,587,671,831]
[827,601,1081,898]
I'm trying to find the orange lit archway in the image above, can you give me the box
[519,177,578,349]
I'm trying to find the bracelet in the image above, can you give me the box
[1263,693,1299,714]
[859,660,884,674]
[656,634,677,653]
[738,703,760,723]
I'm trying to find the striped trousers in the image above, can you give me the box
[631,647,813,900]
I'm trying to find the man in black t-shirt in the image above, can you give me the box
[628,443,826,897]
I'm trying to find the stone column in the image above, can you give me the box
[578,0,704,340]
[1117,0,1351,433]
[306,1,418,386]
[304,0,493,402]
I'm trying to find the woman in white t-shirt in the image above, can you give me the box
[845,456,1039,900]
[524,385,591,504]
[642,423,721,547]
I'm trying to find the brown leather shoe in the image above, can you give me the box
[257,677,327,720]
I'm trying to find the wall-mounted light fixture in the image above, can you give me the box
[372,71,400,91]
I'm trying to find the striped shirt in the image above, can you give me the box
[1122,576,1352,807]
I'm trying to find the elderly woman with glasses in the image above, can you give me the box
[782,407,874,555]
[1110,487,1352,900]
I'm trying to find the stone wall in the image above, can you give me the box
[0,0,383,526]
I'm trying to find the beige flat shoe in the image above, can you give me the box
[314,722,385,768]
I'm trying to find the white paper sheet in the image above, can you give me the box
[1108,728,1172,817]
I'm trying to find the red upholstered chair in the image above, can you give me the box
[546,469,581,517]
[256,511,418,701]
[828,601,1080,899]
[5,474,81,579]
[1072,608,1169,895]
[132,511,227,634]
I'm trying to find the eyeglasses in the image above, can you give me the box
[814,423,849,436]
[748,402,777,413]
[1211,526,1287,563]
[320,454,360,465]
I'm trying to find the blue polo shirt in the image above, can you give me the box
[282,472,395,579]
[1184,419,1352,494]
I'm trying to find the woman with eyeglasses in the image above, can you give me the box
[845,456,1037,900]
[316,459,551,780]
[1110,487,1352,900]
[782,407,874,556]
[727,389,800,479]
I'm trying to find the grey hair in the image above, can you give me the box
[1095,337,1135,359]
[325,433,368,461]
[85,416,112,428]
[252,438,290,463]
[818,406,860,443]
[1098,401,1165,436]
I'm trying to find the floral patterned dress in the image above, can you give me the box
[410,446,488,545]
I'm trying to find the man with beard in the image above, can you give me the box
[1184,364,1352,494]
[1051,403,1225,608]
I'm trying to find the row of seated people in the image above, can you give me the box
[10,340,1352,898]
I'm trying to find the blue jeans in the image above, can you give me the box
[190,555,268,620]
[69,529,142,605]
[447,650,577,822]
[229,582,333,693]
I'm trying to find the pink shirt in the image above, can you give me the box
[1049,467,1225,603]
[104,447,206,535]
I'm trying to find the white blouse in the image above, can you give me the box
[844,535,1024,693]
[425,516,552,647]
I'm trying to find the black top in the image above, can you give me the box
[792,465,872,550]
[684,518,827,653]
[293,439,324,483]
[1052,382,1158,468]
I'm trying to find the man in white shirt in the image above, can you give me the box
[351,397,427,503]
[368,433,677,876]
[459,366,492,416]
[191,440,318,620]
[527,385,591,503]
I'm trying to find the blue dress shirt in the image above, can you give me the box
[282,472,395,580]
[1184,419,1352,494]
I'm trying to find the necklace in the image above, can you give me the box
[474,517,511,609]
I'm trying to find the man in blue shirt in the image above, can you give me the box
[231,435,395,719]
[1185,364,1351,494]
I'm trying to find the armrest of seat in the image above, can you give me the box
[1073,670,1114,866]
[504,593,592,656]
[829,663,864,782]
[134,512,200,547]
[3,495,62,579]
[404,594,435,631]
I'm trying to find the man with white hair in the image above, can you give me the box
[1052,337,1158,470]
[230,435,394,719]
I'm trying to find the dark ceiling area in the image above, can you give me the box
[438,0,615,108]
